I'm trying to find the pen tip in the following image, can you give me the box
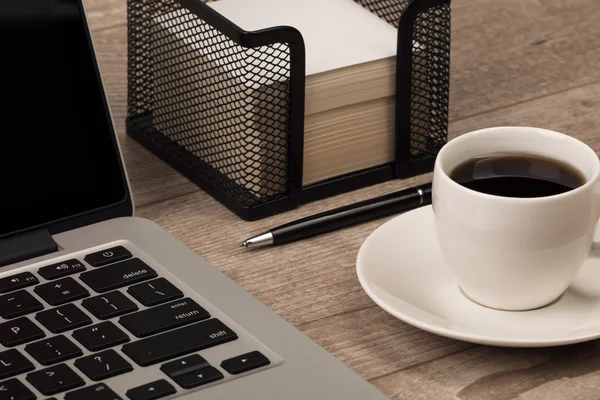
[240,241,248,248]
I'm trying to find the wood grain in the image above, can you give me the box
[449,80,600,151]
[83,0,127,31]
[299,306,472,381]
[372,342,600,400]
[450,0,600,120]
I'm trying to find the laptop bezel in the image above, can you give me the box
[0,0,134,241]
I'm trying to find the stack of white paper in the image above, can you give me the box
[152,0,420,188]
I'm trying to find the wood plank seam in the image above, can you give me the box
[449,77,600,127]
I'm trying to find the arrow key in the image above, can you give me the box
[0,378,36,400]
[160,354,209,379]
[173,366,223,389]
[26,363,85,395]
[126,379,176,400]
[221,351,270,375]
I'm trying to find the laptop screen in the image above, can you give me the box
[0,0,128,237]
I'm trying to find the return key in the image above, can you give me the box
[119,298,210,337]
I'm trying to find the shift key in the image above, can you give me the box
[80,259,157,293]
[120,298,210,337]
[122,318,238,366]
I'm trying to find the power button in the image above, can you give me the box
[84,246,132,267]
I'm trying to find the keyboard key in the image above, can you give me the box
[160,354,209,379]
[74,350,133,381]
[122,319,238,366]
[36,304,92,333]
[0,317,45,347]
[127,278,183,306]
[173,366,223,389]
[0,272,38,294]
[39,259,86,280]
[82,291,138,320]
[0,290,44,319]
[0,349,35,380]
[66,383,123,400]
[119,298,209,338]
[85,246,132,267]
[126,380,175,400]
[65,383,123,400]
[35,277,90,306]
[26,363,85,395]
[0,378,36,400]
[73,321,130,352]
[80,259,157,293]
[221,351,270,374]
[25,335,83,366]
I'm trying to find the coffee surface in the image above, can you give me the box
[450,154,585,198]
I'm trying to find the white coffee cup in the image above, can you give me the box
[432,127,600,311]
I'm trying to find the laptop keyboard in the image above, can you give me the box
[0,243,281,399]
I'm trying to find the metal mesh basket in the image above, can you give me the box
[355,0,451,168]
[126,0,451,220]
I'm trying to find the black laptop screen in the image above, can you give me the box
[0,0,127,237]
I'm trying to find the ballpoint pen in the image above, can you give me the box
[240,182,432,248]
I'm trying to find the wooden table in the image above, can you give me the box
[85,0,600,398]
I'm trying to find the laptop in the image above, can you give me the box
[0,1,390,399]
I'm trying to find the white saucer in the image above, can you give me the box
[356,205,600,347]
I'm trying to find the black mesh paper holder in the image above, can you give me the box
[126,0,451,220]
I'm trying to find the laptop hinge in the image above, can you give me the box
[0,229,59,267]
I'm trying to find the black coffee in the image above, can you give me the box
[450,154,585,198]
